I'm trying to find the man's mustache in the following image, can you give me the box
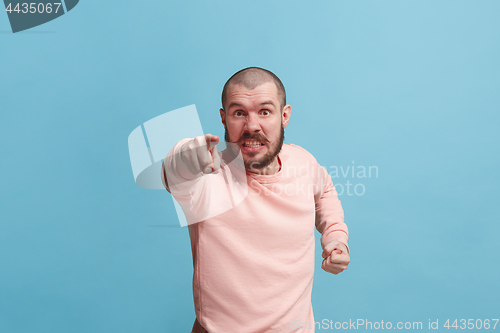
[238,133,268,143]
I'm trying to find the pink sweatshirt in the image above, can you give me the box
[162,139,348,333]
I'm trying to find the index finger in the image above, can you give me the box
[322,241,348,258]
[322,242,340,258]
[204,134,220,151]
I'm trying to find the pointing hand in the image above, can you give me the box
[179,134,221,178]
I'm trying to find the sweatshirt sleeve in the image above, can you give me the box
[314,165,349,254]
[161,137,198,192]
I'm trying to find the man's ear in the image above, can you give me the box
[220,108,226,127]
[281,104,291,129]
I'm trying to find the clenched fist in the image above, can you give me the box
[178,134,221,179]
[321,240,350,275]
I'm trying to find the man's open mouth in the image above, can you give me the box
[243,140,264,148]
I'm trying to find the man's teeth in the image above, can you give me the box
[244,141,263,147]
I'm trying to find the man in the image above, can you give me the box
[161,67,349,333]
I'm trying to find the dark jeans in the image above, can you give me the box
[191,318,209,333]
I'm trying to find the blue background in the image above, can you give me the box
[1,1,499,332]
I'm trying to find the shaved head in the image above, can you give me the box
[221,67,286,111]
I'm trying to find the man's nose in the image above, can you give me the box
[244,113,261,132]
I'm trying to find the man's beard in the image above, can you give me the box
[225,126,285,172]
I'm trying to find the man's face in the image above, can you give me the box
[220,81,291,173]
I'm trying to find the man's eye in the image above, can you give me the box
[261,110,270,116]
[235,111,244,116]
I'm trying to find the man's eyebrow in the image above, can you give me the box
[227,101,276,109]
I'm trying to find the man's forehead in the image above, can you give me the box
[226,82,279,105]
